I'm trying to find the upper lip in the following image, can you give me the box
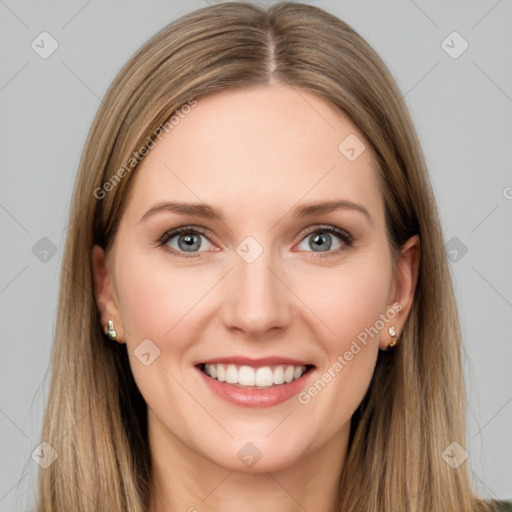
[196,356,313,367]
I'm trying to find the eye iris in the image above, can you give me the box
[309,232,332,252]
[178,233,201,252]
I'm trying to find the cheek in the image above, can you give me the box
[112,253,208,415]
[114,252,212,342]
[293,257,392,429]
[294,254,393,350]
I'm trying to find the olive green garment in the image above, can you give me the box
[493,500,512,512]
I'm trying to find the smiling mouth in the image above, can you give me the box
[198,363,315,389]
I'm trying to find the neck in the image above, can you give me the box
[146,414,348,512]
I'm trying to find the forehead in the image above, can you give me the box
[123,84,383,225]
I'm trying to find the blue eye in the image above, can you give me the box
[296,226,353,255]
[160,227,213,258]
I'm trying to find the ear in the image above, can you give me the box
[379,235,420,350]
[91,244,125,343]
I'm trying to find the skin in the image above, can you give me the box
[92,84,419,512]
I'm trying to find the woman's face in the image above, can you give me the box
[93,84,418,473]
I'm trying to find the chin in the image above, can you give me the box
[202,434,309,474]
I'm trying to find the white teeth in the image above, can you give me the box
[226,364,238,384]
[202,363,308,387]
[273,366,285,385]
[216,364,226,382]
[255,367,273,387]
[238,366,255,386]
[293,366,303,380]
[284,365,294,383]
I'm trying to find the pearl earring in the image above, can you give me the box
[387,325,399,349]
[104,320,117,341]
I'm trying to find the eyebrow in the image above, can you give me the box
[140,199,372,224]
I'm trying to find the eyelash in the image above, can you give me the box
[157,225,354,259]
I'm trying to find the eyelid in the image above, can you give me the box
[159,224,231,248]
[296,224,352,242]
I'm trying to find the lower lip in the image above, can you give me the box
[197,367,314,408]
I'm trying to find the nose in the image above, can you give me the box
[220,248,294,338]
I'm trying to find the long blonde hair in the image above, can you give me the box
[37,2,493,511]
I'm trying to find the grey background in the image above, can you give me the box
[1,0,511,509]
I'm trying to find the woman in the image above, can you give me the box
[36,2,510,511]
